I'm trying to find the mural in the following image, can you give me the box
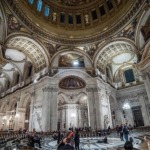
[59,53,85,67]
[7,14,22,32]
[59,76,86,89]
[117,18,138,40]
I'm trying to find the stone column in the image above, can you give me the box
[0,113,5,130]
[139,95,150,126]
[142,72,150,103]
[50,87,58,131]
[41,87,51,131]
[41,86,58,132]
[86,87,97,130]
[86,86,101,130]
[116,108,124,125]
[29,92,35,132]
[15,108,26,130]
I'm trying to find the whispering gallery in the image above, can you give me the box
[0,0,150,149]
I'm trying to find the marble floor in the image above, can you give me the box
[37,131,150,150]
[2,131,150,150]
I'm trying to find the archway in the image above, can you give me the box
[57,76,89,130]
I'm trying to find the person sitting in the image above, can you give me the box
[103,136,108,143]
[124,137,133,150]
[33,132,42,148]
[58,138,74,150]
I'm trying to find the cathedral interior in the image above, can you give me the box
[0,0,150,149]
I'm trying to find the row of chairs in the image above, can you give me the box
[0,133,26,149]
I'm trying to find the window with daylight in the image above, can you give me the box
[44,6,50,17]
[76,15,81,24]
[106,0,113,10]
[37,0,43,12]
[60,13,65,23]
[99,5,106,16]
[92,10,98,20]
[69,15,73,24]
[124,69,135,83]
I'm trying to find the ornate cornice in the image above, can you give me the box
[4,0,146,45]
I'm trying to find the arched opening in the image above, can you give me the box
[24,101,31,130]
[57,76,89,130]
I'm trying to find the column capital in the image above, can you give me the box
[86,87,101,92]
[43,86,58,92]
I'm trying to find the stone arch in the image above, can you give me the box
[57,92,68,105]
[54,69,91,84]
[141,41,150,61]
[50,49,93,69]
[8,97,18,111]
[5,34,50,72]
[94,38,138,70]
[0,2,7,42]
[19,92,32,108]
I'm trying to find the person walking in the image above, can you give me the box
[74,130,80,150]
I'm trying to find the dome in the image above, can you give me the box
[59,76,86,89]
[5,0,142,44]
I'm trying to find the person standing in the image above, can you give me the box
[59,138,74,150]
[123,125,130,142]
[119,124,124,141]
[74,130,80,150]
[57,130,61,144]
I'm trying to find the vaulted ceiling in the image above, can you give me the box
[0,0,149,97]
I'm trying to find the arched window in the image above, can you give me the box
[44,6,50,17]
[37,0,43,12]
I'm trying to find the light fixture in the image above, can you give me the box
[2,116,7,120]
[15,114,20,118]
[71,113,76,117]
[122,103,131,110]
[73,61,79,66]
[25,120,29,123]
[34,79,38,83]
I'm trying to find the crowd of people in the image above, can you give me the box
[23,123,134,150]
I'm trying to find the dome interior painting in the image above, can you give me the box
[59,76,86,89]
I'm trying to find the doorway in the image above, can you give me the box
[132,106,144,127]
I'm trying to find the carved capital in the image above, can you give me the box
[43,86,58,92]
[86,87,101,92]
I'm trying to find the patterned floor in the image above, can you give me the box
[38,132,148,150]
[2,131,150,150]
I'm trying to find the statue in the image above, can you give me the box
[85,14,89,24]
[104,115,109,129]
[52,12,57,22]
